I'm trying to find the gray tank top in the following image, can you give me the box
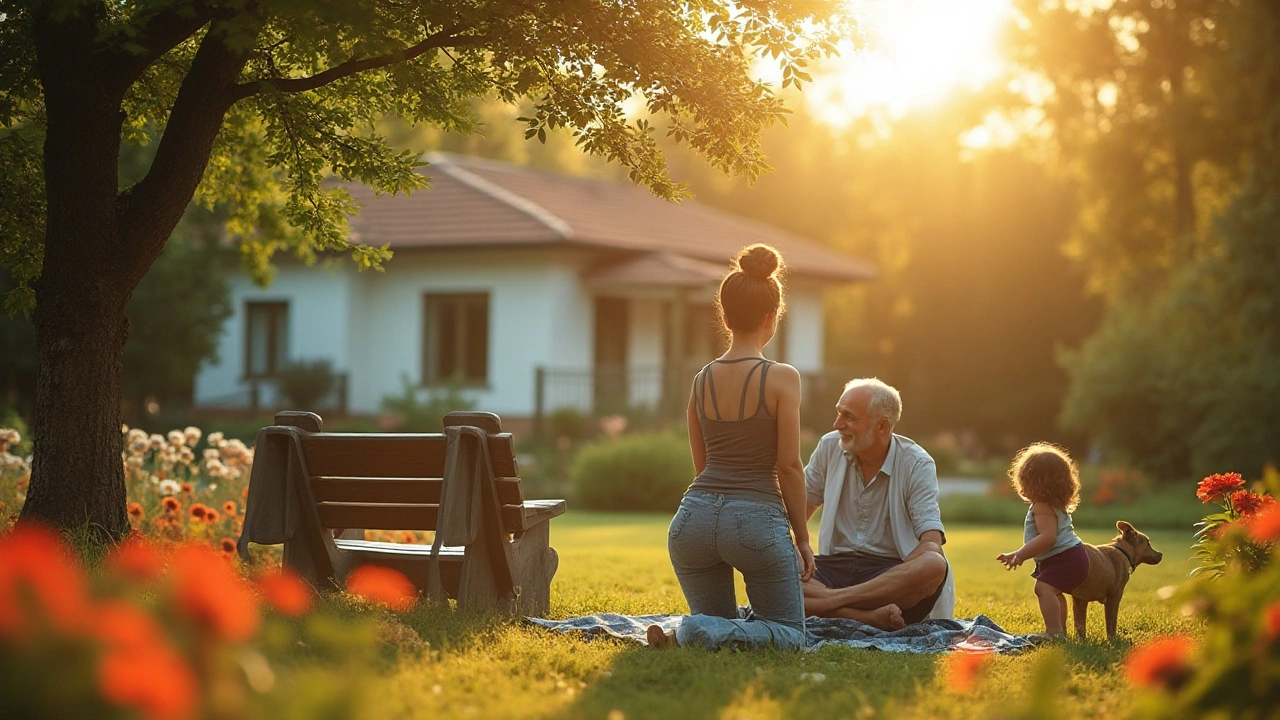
[1023,506,1082,561]
[686,358,783,507]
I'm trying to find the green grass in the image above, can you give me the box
[360,513,1203,719]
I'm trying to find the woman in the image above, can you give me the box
[648,243,815,650]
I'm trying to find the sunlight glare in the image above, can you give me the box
[810,0,1013,126]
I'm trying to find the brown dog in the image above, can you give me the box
[1068,521,1163,640]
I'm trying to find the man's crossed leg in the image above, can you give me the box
[802,544,948,631]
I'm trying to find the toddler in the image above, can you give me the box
[996,443,1088,636]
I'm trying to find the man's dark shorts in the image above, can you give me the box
[813,551,949,625]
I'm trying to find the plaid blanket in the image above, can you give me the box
[526,612,1045,654]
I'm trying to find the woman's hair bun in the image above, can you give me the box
[737,243,782,281]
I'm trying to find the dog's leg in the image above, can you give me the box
[1104,591,1123,641]
[1072,596,1089,640]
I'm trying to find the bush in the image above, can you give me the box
[379,375,475,432]
[545,407,591,443]
[571,432,693,512]
[276,359,336,411]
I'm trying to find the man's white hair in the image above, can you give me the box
[842,378,902,428]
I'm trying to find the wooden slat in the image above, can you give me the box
[300,433,518,478]
[312,477,525,505]
[318,502,536,532]
[333,538,466,557]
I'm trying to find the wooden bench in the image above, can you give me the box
[237,410,565,615]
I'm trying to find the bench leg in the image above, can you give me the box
[457,531,507,613]
[509,522,559,616]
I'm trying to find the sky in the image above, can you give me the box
[805,0,1014,126]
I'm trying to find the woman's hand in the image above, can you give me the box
[996,551,1022,570]
[796,540,816,581]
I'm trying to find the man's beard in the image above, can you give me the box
[839,428,875,455]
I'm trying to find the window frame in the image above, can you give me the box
[243,301,289,379]
[422,292,490,388]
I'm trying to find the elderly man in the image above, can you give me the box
[801,378,954,630]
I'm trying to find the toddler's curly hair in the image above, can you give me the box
[1008,442,1080,512]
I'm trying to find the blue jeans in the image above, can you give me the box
[666,490,806,650]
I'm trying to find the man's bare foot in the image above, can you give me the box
[646,624,677,649]
[869,604,905,631]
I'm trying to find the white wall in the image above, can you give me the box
[196,249,595,417]
[625,297,666,407]
[194,264,353,407]
[784,285,825,373]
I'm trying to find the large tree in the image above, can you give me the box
[1,0,845,537]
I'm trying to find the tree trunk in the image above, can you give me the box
[20,5,133,539]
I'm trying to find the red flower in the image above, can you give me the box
[222,501,237,516]
[1196,473,1245,503]
[219,537,237,555]
[127,502,145,520]
[346,565,417,611]
[1264,603,1280,642]
[1250,504,1280,544]
[1126,636,1195,691]
[162,497,181,514]
[108,538,165,582]
[180,483,192,494]
[0,523,91,638]
[945,651,990,692]
[204,509,220,524]
[1229,490,1265,516]
[169,544,260,642]
[256,568,315,617]
[188,503,208,520]
[94,603,198,720]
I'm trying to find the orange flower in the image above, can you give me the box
[399,531,417,544]
[127,502,145,520]
[169,544,260,642]
[0,523,91,638]
[944,651,990,692]
[256,567,315,617]
[107,538,166,582]
[94,605,198,720]
[204,509,220,524]
[1126,636,1195,691]
[188,503,208,520]
[1229,490,1265,516]
[1196,473,1245,504]
[180,483,192,494]
[222,501,237,516]
[162,497,181,514]
[219,537,237,555]
[1250,504,1280,544]
[1264,602,1280,642]
[346,565,417,611]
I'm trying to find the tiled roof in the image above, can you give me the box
[344,153,875,283]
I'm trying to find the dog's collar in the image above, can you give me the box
[1116,545,1137,573]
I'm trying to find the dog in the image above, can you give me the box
[1068,520,1163,640]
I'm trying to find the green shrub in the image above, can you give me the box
[570,432,693,512]
[545,407,591,442]
[277,359,336,410]
[379,375,475,432]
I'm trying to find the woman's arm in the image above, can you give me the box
[772,363,814,581]
[996,502,1059,569]
[687,377,707,477]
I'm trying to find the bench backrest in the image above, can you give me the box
[276,411,528,534]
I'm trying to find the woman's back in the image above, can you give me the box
[688,357,782,506]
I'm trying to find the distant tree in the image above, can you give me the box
[0,0,846,536]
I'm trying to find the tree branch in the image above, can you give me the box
[230,25,483,100]
[116,14,263,288]
[101,0,217,92]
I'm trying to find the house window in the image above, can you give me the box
[423,293,489,385]
[245,302,288,378]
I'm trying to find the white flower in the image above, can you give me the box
[126,456,144,468]
[149,475,161,485]
[207,431,225,447]
[121,424,130,435]
[128,439,148,454]
[159,479,181,496]
[184,426,202,445]
[149,434,165,449]
[178,447,194,463]
[202,448,220,460]
[167,430,185,447]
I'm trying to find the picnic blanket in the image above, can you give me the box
[526,612,1044,654]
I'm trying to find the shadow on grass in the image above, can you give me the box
[1057,636,1132,670]
[547,636,941,719]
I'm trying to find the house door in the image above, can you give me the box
[593,297,629,413]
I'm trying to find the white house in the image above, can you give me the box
[193,153,874,425]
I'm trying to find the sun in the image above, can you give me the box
[808,0,1013,127]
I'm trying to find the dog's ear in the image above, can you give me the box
[1116,520,1136,537]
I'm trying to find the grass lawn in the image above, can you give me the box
[362,512,1202,719]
